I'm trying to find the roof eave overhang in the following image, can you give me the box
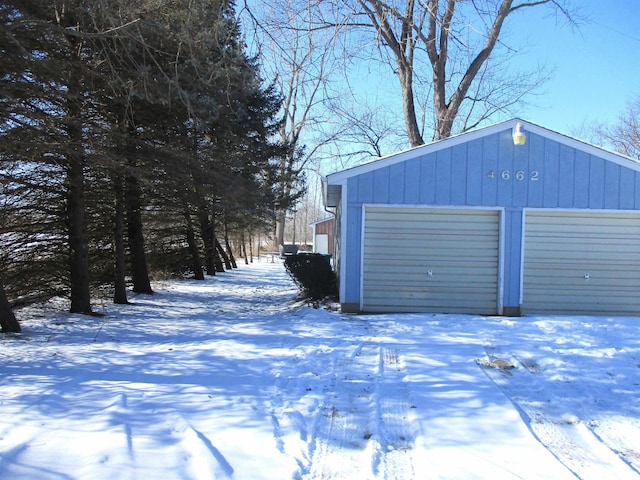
[325,118,640,185]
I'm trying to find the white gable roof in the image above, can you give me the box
[326,118,640,184]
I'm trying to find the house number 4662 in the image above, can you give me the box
[487,170,539,181]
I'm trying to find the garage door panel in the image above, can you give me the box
[364,275,499,287]
[526,277,640,291]
[363,293,497,312]
[523,211,640,315]
[364,257,498,269]
[524,292,640,312]
[526,240,640,258]
[364,285,498,297]
[364,267,499,282]
[362,207,500,314]
[528,214,636,225]
[527,246,640,261]
[366,240,498,257]
[363,297,496,314]
[526,264,640,278]
[527,286,640,298]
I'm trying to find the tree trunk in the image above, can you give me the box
[200,217,218,274]
[224,234,238,269]
[223,218,238,269]
[398,64,425,146]
[0,281,21,333]
[241,231,249,265]
[360,0,425,147]
[275,209,286,248]
[359,0,547,143]
[125,173,153,294]
[49,0,94,315]
[195,197,218,275]
[112,174,129,304]
[184,208,205,280]
[63,45,93,314]
[66,130,93,314]
[212,241,225,272]
[215,237,232,270]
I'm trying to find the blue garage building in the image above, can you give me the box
[323,119,640,316]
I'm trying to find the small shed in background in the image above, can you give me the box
[324,118,640,316]
[310,217,335,257]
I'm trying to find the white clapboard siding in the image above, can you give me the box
[522,211,640,315]
[362,207,500,314]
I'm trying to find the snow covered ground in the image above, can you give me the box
[1,259,640,479]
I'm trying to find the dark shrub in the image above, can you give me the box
[284,254,337,300]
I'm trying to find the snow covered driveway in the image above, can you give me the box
[1,260,640,479]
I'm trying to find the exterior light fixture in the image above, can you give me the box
[512,122,526,145]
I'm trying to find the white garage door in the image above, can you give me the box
[314,233,329,255]
[362,207,501,314]
[523,211,640,315]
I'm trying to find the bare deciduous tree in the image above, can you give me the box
[242,0,347,246]
[604,96,640,161]
[349,0,573,144]
[242,0,575,241]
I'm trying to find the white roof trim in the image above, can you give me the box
[309,217,334,227]
[325,118,640,184]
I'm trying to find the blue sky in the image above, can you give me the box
[243,1,640,170]
[508,0,640,134]
[335,1,640,154]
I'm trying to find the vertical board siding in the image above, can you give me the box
[558,145,575,206]
[337,126,640,315]
[314,219,331,235]
[348,132,640,211]
[589,157,606,208]
[404,158,421,204]
[604,162,621,209]
[435,149,452,204]
[497,134,514,206]
[523,211,640,315]
[451,144,468,205]
[419,153,436,204]
[357,171,374,203]
[344,203,363,305]
[389,163,406,204]
[481,135,499,205]
[542,140,560,207]
[374,168,390,203]
[527,134,545,207]
[619,172,635,209]
[512,149,529,208]
[573,150,590,208]
[362,207,500,314]
[465,139,483,205]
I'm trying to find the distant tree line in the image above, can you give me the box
[0,0,296,332]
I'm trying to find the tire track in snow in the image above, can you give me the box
[591,418,640,475]
[301,344,416,480]
[372,347,416,479]
[303,342,377,480]
[479,346,640,480]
